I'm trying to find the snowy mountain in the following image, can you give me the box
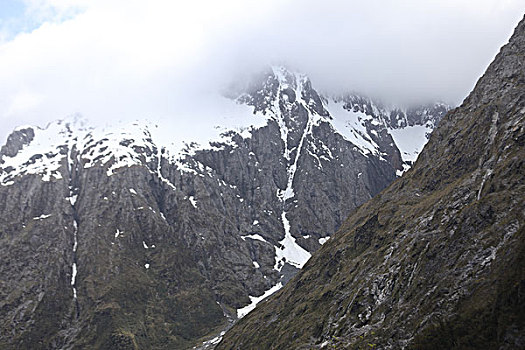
[218,17,525,350]
[0,67,448,349]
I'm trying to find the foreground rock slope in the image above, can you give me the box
[218,16,525,350]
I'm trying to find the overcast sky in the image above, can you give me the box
[0,0,523,143]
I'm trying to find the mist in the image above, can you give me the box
[0,0,523,143]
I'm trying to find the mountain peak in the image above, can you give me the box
[271,65,308,87]
[217,15,525,350]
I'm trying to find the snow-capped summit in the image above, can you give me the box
[0,66,448,188]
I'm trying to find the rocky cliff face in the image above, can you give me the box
[218,16,525,350]
[0,67,447,349]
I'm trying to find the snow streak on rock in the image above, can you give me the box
[477,169,493,200]
[236,282,283,319]
[67,140,80,302]
[271,68,314,270]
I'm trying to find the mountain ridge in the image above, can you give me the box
[0,67,448,349]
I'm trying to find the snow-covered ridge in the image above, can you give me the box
[325,99,437,162]
[0,121,70,184]
[241,66,448,165]
[0,118,157,184]
[0,102,269,186]
[325,94,448,162]
[0,67,448,186]
[325,99,383,157]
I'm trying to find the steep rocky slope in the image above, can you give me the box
[218,16,525,350]
[0,68,446,349]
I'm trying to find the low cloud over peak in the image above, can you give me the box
[0,0,522,142]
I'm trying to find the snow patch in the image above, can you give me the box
[71,263,77,286]
[72,221,78,252]
[388,125,432,162]
[197,331,226,348]
[71,263,78,298]
[33,214,52,220]
[237,282,283,318]
[325,100,380,156]
[68,194,78,205]
[188,196,197,208]
[319,237,330,245]
[241,234,267,243]
[274,212,311,270]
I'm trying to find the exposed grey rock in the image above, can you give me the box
[0,127,35,160]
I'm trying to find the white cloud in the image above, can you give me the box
[0,0,523,143]
[6,91,44,115]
